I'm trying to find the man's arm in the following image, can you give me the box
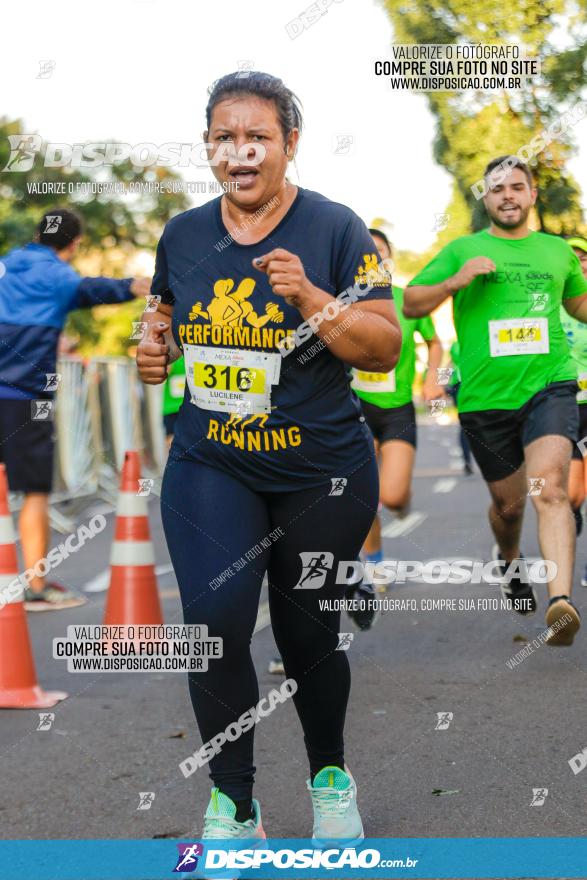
[422,335,446,401]
[563,293,587,322]
[73,276,150,308]
[403,280,454,319]
[403,257,496,318]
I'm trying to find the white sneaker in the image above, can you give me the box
[195,789,266,879]
[307,765,364,848]
[24,582,87,612]
[202,788,265,841]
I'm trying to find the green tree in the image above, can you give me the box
[380,0,587,238]
[0,118,191,354]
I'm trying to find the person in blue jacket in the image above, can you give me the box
[0,207,149,610]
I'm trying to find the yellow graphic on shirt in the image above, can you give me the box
[189,278,284,326]
[206,415,302,452]
[180,277,292,350]
[179,276,302,453]
[354,253,392,288]
[205,407,303,453]
[358,253,379,277]
[225,413,269,429]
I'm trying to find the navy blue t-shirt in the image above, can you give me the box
[152,187,393,492]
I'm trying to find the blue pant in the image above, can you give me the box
[160,456,379,801]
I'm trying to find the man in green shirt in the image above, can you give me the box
[404,156,587,646]
[562,236,587,585]
[346,228,444,630]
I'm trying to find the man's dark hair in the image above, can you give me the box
[206,71,303,146]
[368,227,393,255]
[484,155,534,188]
[36,208,83,250]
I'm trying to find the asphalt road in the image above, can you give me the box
[1,422,586,859]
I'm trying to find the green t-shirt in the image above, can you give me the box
[351,286,436,408]
[560,306,587,404]
[408,230,587,412]
[448,340,461,386]
[162,357,186,416]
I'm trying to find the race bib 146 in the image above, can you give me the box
[489,318,549,357]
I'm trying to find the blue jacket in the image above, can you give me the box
[0,243,134,398]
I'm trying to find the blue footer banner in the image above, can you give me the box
[0,838,586,879]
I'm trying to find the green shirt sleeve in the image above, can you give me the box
[408,241,460,287]
[563,246,587,300]
[415,314,436,341]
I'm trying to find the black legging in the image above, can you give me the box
[161,456,379,802]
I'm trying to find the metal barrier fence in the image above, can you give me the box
[50,356,165,511]
[86,357,143,488]
[52,358,98,499]
[140,382,167,478]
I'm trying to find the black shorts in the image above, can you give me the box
[0,399,54,493]
[572,403,587,461]
[459,381,578,483]
[359,399,417,448]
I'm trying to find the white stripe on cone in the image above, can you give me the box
[0,573,24,605]
[116,492,149,517]
[0,515,16,544]
[110,541,155,566]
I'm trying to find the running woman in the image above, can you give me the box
[136,72,401,843]
[353,228,443,557]
[561,236,587,584]
[346,228,443,630]
[404,156,587,646]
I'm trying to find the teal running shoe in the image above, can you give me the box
[202,788,266,840]
[307,765,364,847]
[194,790,266,879]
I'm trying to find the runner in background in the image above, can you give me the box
[0,208,149,610]
[404,156,587,646]
[561,236,587,585]
[345,227,444,631]
[446,340,474,475]
[162,356,186,448]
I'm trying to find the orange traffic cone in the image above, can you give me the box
[0,466,67,708]
[103,451,163,625]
